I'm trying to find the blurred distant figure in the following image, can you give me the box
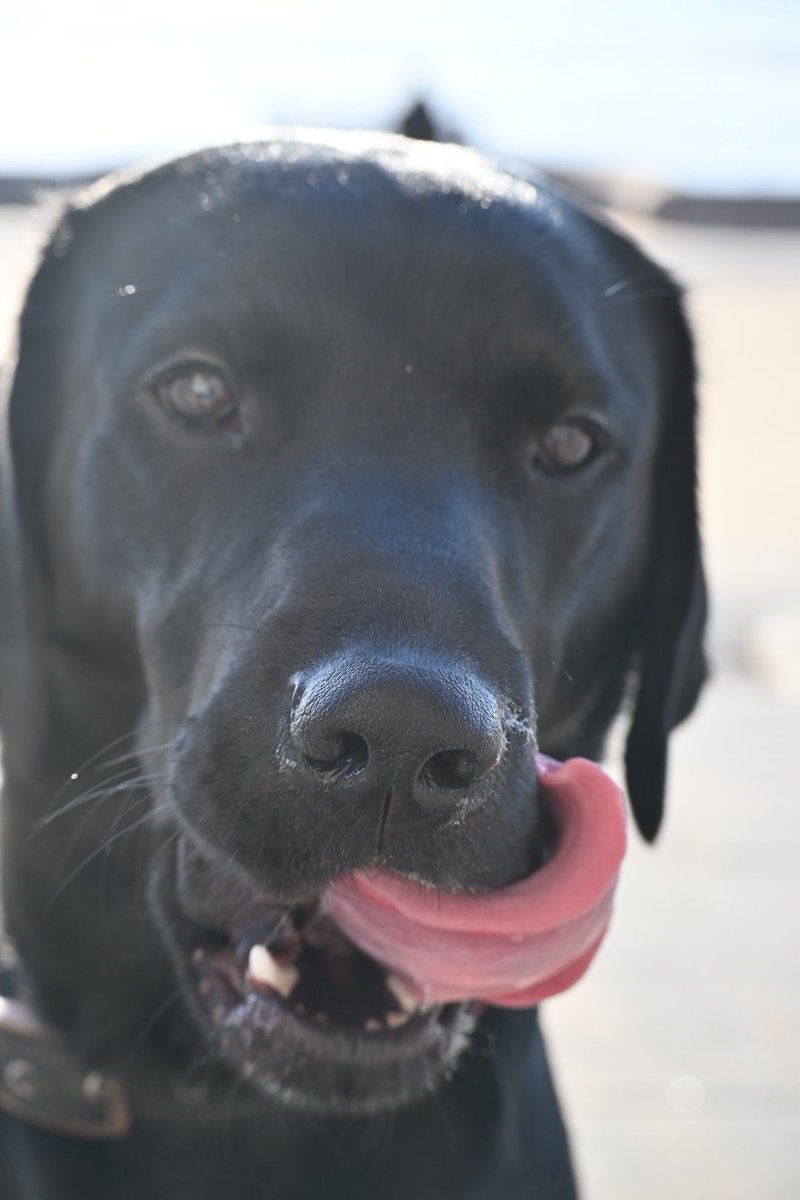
[397,99,461,143]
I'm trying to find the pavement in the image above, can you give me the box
[1,199,799,1199]
[545,213,800,1200]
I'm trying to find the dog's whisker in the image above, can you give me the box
[218,1067,254,1124]
[46,790,170,901]
[127,815,177,910]
[45,808,165,911]
[97,800,174,920]
[43,727,144,815]
[131,828,183,909]
[122,985,188,1070]
[97,797,173,893]
[42,768,168,815]
[197,622,261,634]
[100,740,178,772]
[41,779,171,894]
[56,782,170,875]
[42,721,180,818]
[30,771,171,834]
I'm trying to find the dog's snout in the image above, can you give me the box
[289,659,505,807]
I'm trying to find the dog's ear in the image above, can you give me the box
[0,332,40,757]
[624,284,708,841]
[3,210,75,551]
[0,205,78,750]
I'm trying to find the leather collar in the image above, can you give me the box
[0,992,132,1139]
[0,958,270,1139]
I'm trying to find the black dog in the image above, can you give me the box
[0,130,706,1199]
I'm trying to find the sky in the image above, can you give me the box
[1,0,799,192]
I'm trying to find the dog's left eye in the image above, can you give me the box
[155,367,239,430]
[533,420,601,473]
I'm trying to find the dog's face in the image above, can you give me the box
[0,133,705,1115]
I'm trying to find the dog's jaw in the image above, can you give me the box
[148,835,478,1114]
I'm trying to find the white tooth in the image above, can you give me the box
[365,1018,383,1032]
[386,974,420,1014]
[386,1011,411,1029]
[247,945,299,998]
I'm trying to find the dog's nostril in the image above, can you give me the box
[303,731,369,781]
[419,747,498,791]
[290,658,506,808]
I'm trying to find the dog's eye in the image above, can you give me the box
[534,421,599,473]
[156,367,239,430]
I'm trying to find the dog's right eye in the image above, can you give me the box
[155,366,239,431]
[529,418,605,475]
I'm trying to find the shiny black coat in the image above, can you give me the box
[0,132,705,1199]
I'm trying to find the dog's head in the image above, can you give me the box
[0,132,705,1114]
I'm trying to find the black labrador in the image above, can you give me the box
[0,130,706,1199]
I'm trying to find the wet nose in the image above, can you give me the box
[289,658,505,808]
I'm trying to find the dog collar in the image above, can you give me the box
[0,991,132,1139]
[0,964,270,1140]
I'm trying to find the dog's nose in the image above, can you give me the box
[289,659,505,807]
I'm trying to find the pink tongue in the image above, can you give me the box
[323,756,627,1008]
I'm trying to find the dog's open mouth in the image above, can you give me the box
[152,837,474,1114]
[151,755,626,1113]
[185,893,448,1036]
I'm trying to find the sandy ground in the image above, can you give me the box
[1,199,799,1199]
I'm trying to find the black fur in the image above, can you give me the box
[0,130,706,1198]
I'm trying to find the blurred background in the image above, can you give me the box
[1,2,799,1197]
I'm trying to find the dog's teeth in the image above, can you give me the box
[365,1018,383,1032]
[247,945,299,998]
[386,974,420,1014]
[386,1011,411,1029]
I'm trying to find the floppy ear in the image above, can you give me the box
[0,208,77,758]
[624,286,708,841]
[0,343,42,765]
[0,349,25,661]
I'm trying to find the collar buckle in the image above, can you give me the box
[0,996,132,1139]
